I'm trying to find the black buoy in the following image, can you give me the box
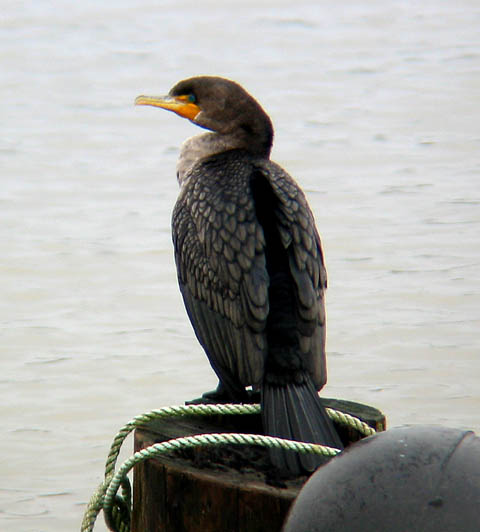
[283,425,480,532]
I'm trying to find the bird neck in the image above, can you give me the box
[176,130,272,187]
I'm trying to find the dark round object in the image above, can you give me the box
[284,425,480,532]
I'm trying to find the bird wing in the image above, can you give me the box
[256,159,328,389]
[172,152,269,395]
[172,151,328,396]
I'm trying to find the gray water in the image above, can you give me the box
[1,1,479,530]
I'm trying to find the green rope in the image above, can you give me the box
[326,407,376,438]
[80,403,375,532]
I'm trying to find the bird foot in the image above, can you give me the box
[185,388,231,405]
[185,386,260,405]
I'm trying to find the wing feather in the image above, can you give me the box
[172,150,328,396]
[255,159,328,389]
[172,153,268,392]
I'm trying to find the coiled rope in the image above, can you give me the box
[80,403,375,532]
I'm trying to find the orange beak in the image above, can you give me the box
[134,94,201,121]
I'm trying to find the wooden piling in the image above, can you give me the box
[132,398,385,532]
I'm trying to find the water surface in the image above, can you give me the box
[1,1,479,530]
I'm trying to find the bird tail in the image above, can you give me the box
[261,373,343,475]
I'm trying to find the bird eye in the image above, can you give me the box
[188,93,196,103]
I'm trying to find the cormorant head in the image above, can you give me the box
[135,76,274,157]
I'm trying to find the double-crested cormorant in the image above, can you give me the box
[135,76,343,474]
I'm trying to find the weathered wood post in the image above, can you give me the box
[132,399,385,532]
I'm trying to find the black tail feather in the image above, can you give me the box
[261,374,343,475]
